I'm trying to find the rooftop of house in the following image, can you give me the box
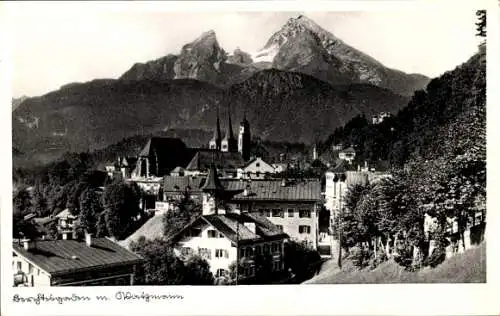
[340,147,356,154]
[13,238,143,276]
[224,179,321,202]
[135,137,194,176]
[55,209,77,219]
[163,176,322,201]
[185,150,245,171]
[240,157,273,169]
[163,176,206,193]
[169,212,288,246]
[138,137,187,157]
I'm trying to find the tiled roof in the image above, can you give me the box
[169,213,288,245]
[222,179,321,202]
[185,150,245,171]
[13,238,143,276]
[163,176,206,193]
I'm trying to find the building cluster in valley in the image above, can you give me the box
[13,108,485,286]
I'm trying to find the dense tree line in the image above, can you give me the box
[321,41,485,168]
[12,152,144,240]
[331,32,486,271]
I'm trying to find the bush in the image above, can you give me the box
[368,251,388,270]
[426,247,446,268]
[350,246,371,268]
[393,244,414,270]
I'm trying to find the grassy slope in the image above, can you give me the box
[304,243,486,284]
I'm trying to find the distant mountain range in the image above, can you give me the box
[121,15,429,96]
[13,15,430,168]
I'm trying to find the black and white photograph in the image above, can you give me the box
[1,1,496,312]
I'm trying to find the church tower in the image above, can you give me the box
[238,113,251,161]
[221,104,237,152]
[209,105,222,150]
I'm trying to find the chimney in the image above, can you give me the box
[23,239,35,251]
[243,222,256,234]
[85,232,93,247]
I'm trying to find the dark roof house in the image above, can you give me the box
[134,137,193,177]
[13,238,143,277]
[168,212,288,246]
[223,179,322,202]
[185,150,245,172]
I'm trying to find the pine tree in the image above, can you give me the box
[79,188,102,235]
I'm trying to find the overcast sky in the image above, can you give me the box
[5,4,480,98]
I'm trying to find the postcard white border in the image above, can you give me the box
[1,1,499,315]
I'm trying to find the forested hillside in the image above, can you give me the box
[321,44,486,166]
[328,42,486,272]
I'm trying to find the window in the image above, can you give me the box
[272,209,283,217]
[215,249,228,258]
[17,261,21,271]
[207,230,217,238]
[258,209,265,216]
[181,247,192,256]
[299,210,311,218]
[276,225,283,232]
[239,248,245,258]
[299,225,311,234]
[28,263,34,274]
[247,171,251,177]
[265,209,271,217]
[37,269,40,276]
[216,269,227,278]
[199,248,211,259]
[256,162,260,167]
[288,209,294,217]
[256,171,261,178]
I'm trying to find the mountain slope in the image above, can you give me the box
[12,79,223,163]
[13,69,408,167]
[119,15,429,96]
[12,96,29,112]
[225,69,409,143]
[264,15,429,96]
[321,46,486,166]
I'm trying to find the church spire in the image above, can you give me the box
[226,103,235,140]
[221,102,237,152]
[209,103,222,150]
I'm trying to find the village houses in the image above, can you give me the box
[167,165,288,282]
